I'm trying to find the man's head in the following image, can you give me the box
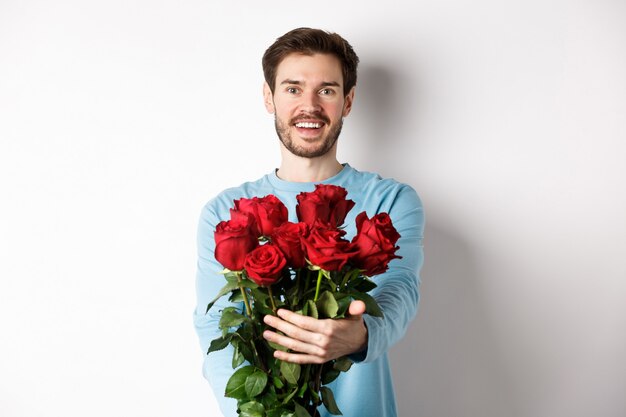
[262,27,359,97]
[262,28,359,159]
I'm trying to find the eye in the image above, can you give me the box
[319,88,335,96]
[286,87,299,94]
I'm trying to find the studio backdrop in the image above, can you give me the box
[1,1,624,417]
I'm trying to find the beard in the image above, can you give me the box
[274,113,343,159]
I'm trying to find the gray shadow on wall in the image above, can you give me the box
[348,64,419,179]
[390,221,519,417]
[355,65,520,416]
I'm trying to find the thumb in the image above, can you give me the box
[348,300,366,317]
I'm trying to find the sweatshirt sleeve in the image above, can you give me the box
[356,184,425,363]
[192,201,239,417]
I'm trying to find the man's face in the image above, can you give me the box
[264,53,354,159]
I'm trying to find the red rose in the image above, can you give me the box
[271,222,309,269]
[349,211,402,276]
[301,221,356,271]
[229,209,256,230]
[296,184,355,227]
[214,215,259,271]
[234,195,288,237]
[244,244,287,286]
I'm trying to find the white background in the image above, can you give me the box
[1,1,624,416]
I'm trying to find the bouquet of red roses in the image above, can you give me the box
[206,184,401,417]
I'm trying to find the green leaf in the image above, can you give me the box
[265,407,293,417]
[320,386,342,415]
[294,402,312,417]
[272,376,284,389]
[268,340,288,352]
[321,368,340,385]
[229,290,244,303]
[219,307,247,328]
[286,287,299,307]
[241,410,263,417]
[266,408,291,417]
[280,361,301,385]
[240,276,259,289]
[281,387,298,405]
[349,291,383,318]
[240,343,255,364]
[239,400,265,415]
[232,343,245,368]
[297,381,308,398]
[236,321,254,341]
[316,291,339,318]
[353,276,377,292]
[334,293,351,318]
[333,356,353,372]
[260,388,278,407]
[306,299,319,319]
[225,365,255,399]
[245,369,268,398]
[233,326,255,363]
[207,334,232,354]
[225,271,240,284]
[250,287,270,303]
[205,280,239,313]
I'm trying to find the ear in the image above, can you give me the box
[342,86,355,117]
[263,82,275,114]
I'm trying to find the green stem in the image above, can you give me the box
[313,363,323,397]
[295,269,301,306]
[313,269,323,302]
[250,328,267,372]
[304,268,310,294]
[340,269,356,290]
[268,286,277,314]
[237,273,253,317]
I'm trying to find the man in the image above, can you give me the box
[194,27,424,417]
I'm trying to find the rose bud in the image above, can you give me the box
[233,195,288,237]
[214,215,259,271]
[296,184,355,227]
[349,212,402,276]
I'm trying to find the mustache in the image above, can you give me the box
[290,112,330,125]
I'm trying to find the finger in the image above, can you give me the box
[262,329,325,357]
[273,349,325,365]
[263,313,320,343]
[275,308,326,332]
[348,300,366,317]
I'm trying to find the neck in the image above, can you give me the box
[276,146,343,183]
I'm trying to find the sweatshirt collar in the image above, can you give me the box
[268,163,353,192]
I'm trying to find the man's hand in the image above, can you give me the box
[262,300,368,364]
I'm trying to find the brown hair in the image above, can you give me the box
[262,27,359,96]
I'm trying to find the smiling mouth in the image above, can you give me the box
[294,121,323,129]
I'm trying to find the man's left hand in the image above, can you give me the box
[262,300,368,364]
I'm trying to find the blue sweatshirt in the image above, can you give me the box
[193,164,425,417]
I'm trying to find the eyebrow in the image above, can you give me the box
[279,79,341,88]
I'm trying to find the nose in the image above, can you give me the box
[299,90,322,113]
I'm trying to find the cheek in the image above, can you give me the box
[273,101,297,117]
[325,100,347,117]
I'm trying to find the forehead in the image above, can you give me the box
[275,53,344,86]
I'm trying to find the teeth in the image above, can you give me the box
[295,122,322,128]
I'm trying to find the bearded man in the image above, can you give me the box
[194,27,424,417]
